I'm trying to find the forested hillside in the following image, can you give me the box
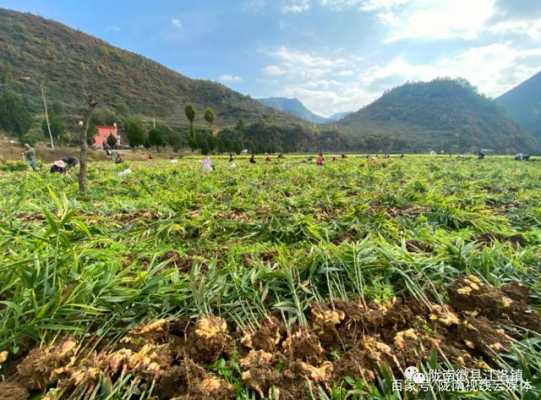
[498,71,541,139]
[337,79,538,153]
[0,8,300,128]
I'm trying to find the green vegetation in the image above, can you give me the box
[338,79,539,153]
[106,133,117,148]
[124,117,146,148]
[498,70,541,140]
[0,8,301,128]
[41,112,65,142]
[147,126,169,152]
[0,89,32,138]
[185,104,196,150]
[204,107,215,129]
[0,156,540,398]
[1,8,537,154]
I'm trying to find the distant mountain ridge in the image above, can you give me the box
[327,111,352,122]
[497,71,541,139]
[258,97,328,123]
[336,78,539,153]
[258,97,353,124]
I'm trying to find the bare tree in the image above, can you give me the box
[79,95,98,194]
[41,85,55,149]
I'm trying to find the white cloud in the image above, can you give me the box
[319,0,409,11]
[380,0,496,42]
[260,42,541,116]
[263,65,287,76]
[171,18,182,28]
[262,47,351,81]
[219,74,243,82]
[244,0,267,13]
[361,43,541,97]
[261,47,372,115]
[282,0,539,44]
[488,19,541,40]
[320,0,540,43]
[282,0,311,13]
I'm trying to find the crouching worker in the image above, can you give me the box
[50,156,78,174]
[50,160,67,174]
[111,150,123,164]
[201,157,213,173]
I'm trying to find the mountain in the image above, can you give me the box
[258,97,328,124]
[0,8,302,127]
[336,78,539,153]
[497,71,541,139]
[327,111,352,122]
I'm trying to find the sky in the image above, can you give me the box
[2,0,541,117]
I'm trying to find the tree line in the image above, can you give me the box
[0,87,356,153]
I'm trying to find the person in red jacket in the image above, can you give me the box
[316,153,324,166]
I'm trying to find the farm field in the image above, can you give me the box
[1,155,541,399]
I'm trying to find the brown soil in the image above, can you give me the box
[159,250,193,272]
[4,277,540,399]
[405,239,434,253]
[386,205,430,218]
[474,232,527,248]
[0,383,29,400]
[448,276,541,333]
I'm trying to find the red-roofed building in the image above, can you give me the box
[94,125,120,148]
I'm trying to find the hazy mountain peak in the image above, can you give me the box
[497,70,541,139]
[258,97,329,124]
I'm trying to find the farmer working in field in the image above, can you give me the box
[23,144,37,171]
[111,150,123,164]
[50,160,67,174]
[316,153,325,166]
[201,157,213,173]
[250,154,256,164]
[103,143,111,156]
[51,156,79,174]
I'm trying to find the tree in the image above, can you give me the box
[216,128,243,154]
[125,118,146,148]
[41,86,55,149]
[194,128,216,155]
[79,95,98,194]
[204,108,215,129]
[42,113,65,141]
[235,119,246,133]
[0,90,32,138]
[184,105,196,149]
[106,133,117,148]
[167,129,185,152]
[0,63,11,85]
[147,126,168,151]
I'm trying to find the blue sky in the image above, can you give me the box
[2,0,540,116]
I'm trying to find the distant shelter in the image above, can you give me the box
[94,125,120,148]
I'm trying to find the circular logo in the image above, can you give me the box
[404,366,418,381]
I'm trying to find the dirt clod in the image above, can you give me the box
[0,383,29,400]
[188,316,233,363]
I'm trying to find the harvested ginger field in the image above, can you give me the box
[0,155,540,399]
